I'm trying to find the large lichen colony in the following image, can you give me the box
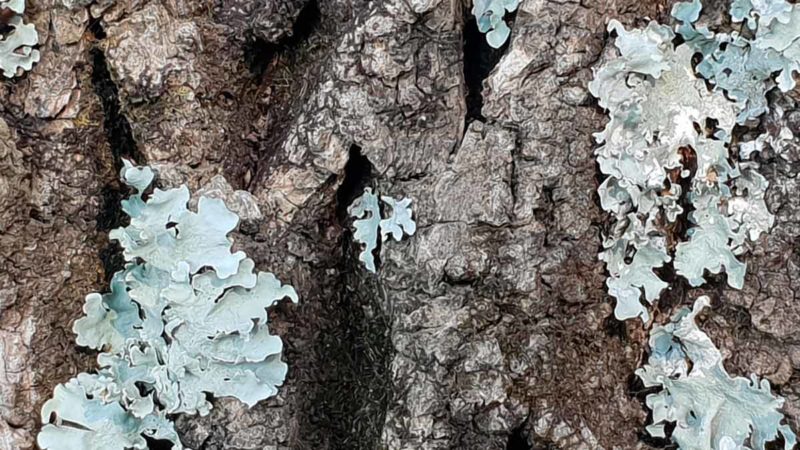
[592,0,800,447]
[38,162,297,450]
[637,297,796,449]
[592,0,798,322]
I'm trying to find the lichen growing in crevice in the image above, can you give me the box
[590,0,798,321]
[336,145,373,222]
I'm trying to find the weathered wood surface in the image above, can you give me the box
[2,0,799,448]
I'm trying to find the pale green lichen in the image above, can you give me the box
[348,188,416,273]
[0,12,40,78]
[472,0,519,48]
[637,297,796,449]
[39,161,297,450]
[679,0,800,120]
[379,196,417,242]
[0,0,25,13]
[590,0,790,321]
[349,188,382,273]
[39,375,181,450]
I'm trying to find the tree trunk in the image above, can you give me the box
[2,0,799,448]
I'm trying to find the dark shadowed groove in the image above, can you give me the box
[90,47,142,168]
[463,11,514,123]
[603,312,628,340]
[88,15,107,39]
[243,0,321,78]
[243,37,278,77]
[285,0,321,46]
[144,436,175,450]
[306,263,394,449]
[335,145,373,221]
[299,148,392,449]
[90,30,142,279]
[507,421,533,450]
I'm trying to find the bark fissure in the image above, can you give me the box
[293,147,393,448]
[243,0,321,78]
[335,145,373,222]
[462,12,507,124]
[89,38,141,279]
[507,420,532,450]
[90,47,141,167]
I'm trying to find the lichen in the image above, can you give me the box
[590,0,792,321]
[348,188,416,273]
[472,0,519,48]
[637,296,796,449]
[39,161,297,450]
[0,9,40,78]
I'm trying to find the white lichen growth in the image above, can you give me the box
[348,188,416,273]
[38,161,298,450]
[637,296,796,449]
[0,0,39,77]
[590,0,797,321]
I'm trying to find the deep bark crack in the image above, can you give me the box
[462,8,514,124]
[507,418,532,450]
[90,47,142,167]
[90,43,141,279]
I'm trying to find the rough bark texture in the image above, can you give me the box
[1,0,799,449]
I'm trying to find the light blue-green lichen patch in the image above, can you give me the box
[673,200,747,289]
[591,2,782,321]
[118,159,154,217]
[0,15,40,78]
[40,161,298,450]
[73,268,142,353]
[348,188,416,273]
[0,0,25,13]
[109,184,246,279]
[750,0,794,27]
[38,375,183,450]
[677,0,800,118]
[637,297,796,449]
[379,196,416,242]
[472,0,519,48]
[672,0,702,25]
[605,243,670,322]
[349,188,382,273]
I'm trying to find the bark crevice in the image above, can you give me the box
[89,47,141,166]
[90,45,140,279]
[462,9,514,124]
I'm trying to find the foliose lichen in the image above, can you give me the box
[637,296,796,449]
[348,188,416,273]
[38,161,298,450]
[590,0,797,321]
[0,0,40,77]
[472,0,519,48]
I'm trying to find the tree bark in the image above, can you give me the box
[2,0,799,449]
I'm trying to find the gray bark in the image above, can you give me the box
[1,0,799,449]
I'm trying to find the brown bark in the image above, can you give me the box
[1,0,799,449]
